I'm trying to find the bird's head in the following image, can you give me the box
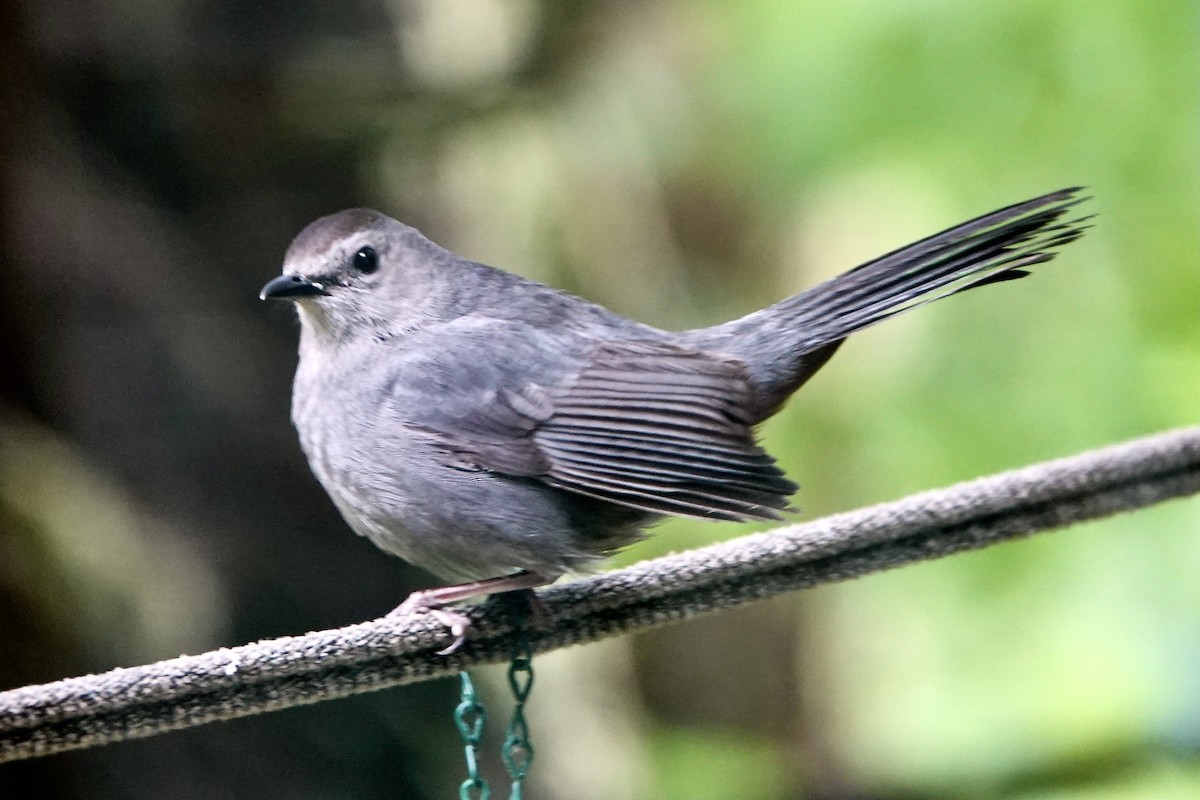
[261,209,453,344]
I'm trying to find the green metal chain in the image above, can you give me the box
[501,629,535,799]
[453,600,536,799]
[455,672,490,800]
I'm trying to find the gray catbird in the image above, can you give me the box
[262,188,1088,651]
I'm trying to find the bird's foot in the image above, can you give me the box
[391,592,474,655]
[389,571,554,655]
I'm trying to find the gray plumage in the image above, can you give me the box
[263,189,1089,586]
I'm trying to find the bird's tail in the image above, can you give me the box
[685,187,1092,416]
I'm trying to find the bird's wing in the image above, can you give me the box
[536,341,795,521]
[403,336,796,522]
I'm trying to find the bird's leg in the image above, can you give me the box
[391,570,553,655]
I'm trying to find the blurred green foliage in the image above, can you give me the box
[453,1,1196,797]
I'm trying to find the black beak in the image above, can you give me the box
[259,274,330,301]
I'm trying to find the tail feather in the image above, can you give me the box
[684,188,1092,417]
[791,188,1090,338]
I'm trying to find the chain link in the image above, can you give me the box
[501,628,535,799]
[455,672,491,800]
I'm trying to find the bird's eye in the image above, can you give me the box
[352,245,379,274]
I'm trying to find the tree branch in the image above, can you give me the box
[2,426,1199,763]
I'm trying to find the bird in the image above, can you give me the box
[261,187,1089,651]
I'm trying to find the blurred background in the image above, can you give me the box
[1,0,1197,798]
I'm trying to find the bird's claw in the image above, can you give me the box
[390,592,473,655]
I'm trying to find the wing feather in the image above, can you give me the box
[407,336,795,522]
[534,341,794,521]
